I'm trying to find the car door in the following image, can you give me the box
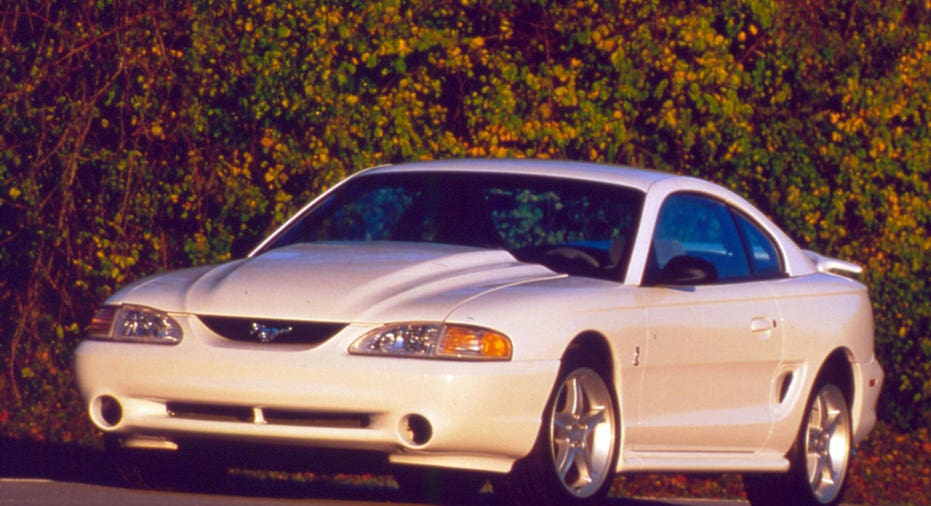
[633,193,783,453]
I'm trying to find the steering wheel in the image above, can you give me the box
[543,246,600,269]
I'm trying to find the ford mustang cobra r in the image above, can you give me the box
[75,159,882,505]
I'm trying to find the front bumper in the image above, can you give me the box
[74,318,559,474]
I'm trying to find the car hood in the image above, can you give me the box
[111,242,561,323]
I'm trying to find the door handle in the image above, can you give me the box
[751,317,775,333]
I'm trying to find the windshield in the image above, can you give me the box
[261,171,644,281]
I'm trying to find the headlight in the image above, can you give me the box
[86,304,182,344]
[349,323,512,361]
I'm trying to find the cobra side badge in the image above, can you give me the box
[250,322,293,343]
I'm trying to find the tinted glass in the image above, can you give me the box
[734,212,783,277]
[648,194,751,282]
[263,172,645,281]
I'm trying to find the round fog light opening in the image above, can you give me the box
[95,396,123,427]
[400,414,433,447]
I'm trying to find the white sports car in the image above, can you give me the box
[75,159,883,505]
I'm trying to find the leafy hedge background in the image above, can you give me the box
[1,0,929,492]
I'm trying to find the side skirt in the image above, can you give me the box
[619,450,789,474]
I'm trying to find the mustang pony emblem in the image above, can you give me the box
[250,322,293,343]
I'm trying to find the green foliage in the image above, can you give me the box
[1,0,929,444]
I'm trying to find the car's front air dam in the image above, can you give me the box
[74,327,560,473]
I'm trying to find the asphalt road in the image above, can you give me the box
[0,479,751,506]
[0,437,748,506]
[3,478,410,506]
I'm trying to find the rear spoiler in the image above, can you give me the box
[803,250,863,276]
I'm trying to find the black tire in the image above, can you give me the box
[393,466,487,504]
[497,354,619,505]
[744,379,852,506]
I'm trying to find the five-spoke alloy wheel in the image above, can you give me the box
[548,367,617,498]
[744,378,852,506]
[803,383,851,503]
[500,356,618,505]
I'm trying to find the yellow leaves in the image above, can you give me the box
[263,163,289,189]
[832,114,866,135]
[0,0,928,453]
[722,141,741,162]
[595,35,616,53]
[869,137,888,158]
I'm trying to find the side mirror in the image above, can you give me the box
[657,255,718,285]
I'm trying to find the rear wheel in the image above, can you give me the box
[744,380,852,506]
[498,357,618,505]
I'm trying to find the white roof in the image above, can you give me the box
[363,158,676,193]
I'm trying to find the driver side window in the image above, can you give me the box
[646,193,752,284]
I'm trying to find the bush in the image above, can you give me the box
[1,0,928,441]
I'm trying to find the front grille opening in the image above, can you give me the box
[263,409,370,429]
[198,315,346,345]
[166,402,371,429]
[168,402,254,423]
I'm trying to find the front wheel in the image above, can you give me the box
[744,380,852,506]
[498,361,618,505]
